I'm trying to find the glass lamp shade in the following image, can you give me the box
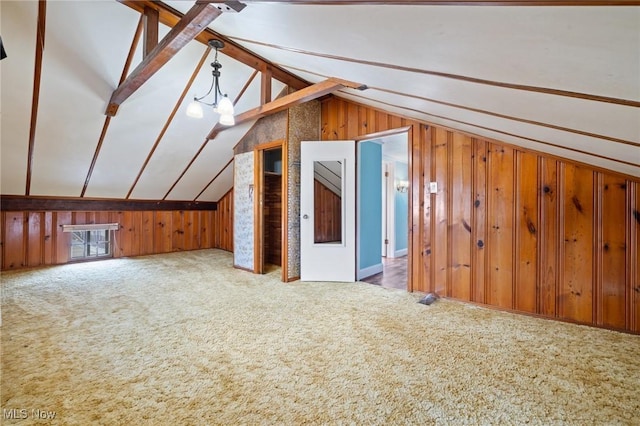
[216,95,235,116]
[186,100,204,118]
[219,113,235,126]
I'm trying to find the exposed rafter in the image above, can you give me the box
[1,195,217,212]
[142,6,159,58]
[82,16,145,198]
[207,77,367,139]
[117,0,309,91]
[106,3,222,116]
[25,0,47,196]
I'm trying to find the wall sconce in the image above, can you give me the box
[396,180,409,193]
[186,39,235,126]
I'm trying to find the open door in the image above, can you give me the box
[300,141,355,282]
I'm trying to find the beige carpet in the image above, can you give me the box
[1,249,639,425]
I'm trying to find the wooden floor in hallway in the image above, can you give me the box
[361,256,407,291]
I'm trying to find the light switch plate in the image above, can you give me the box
[429,182,438,194]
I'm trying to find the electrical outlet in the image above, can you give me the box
[429,182,438,194]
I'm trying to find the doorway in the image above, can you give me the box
[359,131,409,290]
[254,140,286,281]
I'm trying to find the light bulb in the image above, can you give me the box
[216,95,235,116]
[219,113,235,126]
[186,100,203,119]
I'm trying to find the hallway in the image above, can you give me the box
[361,256,407,291]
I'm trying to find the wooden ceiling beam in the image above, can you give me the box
[117,0,309,91]
[207,77,366,139]
[25,0,47,196]
[106,3,222,116]
[143,6,159,58]
[1,195,217,212]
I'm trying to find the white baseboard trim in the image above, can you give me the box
[358,263,383,280]
[394,248,408,257]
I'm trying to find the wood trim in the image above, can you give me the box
[594,172,603,324]
[239,37,640,107]
[143,6,159,58]
[208,78,365,139]
[82,16,144,197]
[0,196,217,212]
[117,0,308,90]
[25,0,47,196]
[253,139,286,279]
[361,85,639,148]
[408,124,423,293]
[194,158,234,201]
[261,66,273,105]
[129,45,211,199]
[629,182,638,331]
[292,65,638,147]
[281,137,289,283]
[106,3,222,116]
[341,92,640,175]
[254,147,264,274]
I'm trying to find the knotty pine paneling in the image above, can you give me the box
[4,212,25,269]
[471,139,488,304]
[599,174,628,329]
[314,179,342,243]
[56,212,72,264]
[413,126,428,294]
[321,96,640,333]
[487,144,515,309]
[0,207,231,271]
[561,164,594,324]
[633,183,640,332]
[213,189,233,252]
[539,158,559,316]
[264,174,283,266]
[450,132,472,300]
[432,128,449,296]
[515,151,538,313]
[27,211,42,267]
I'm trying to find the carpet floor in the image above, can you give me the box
[1,249,639,425]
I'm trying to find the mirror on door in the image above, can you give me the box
[313,160,343,244]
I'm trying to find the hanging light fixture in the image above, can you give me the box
[186,39,235,125]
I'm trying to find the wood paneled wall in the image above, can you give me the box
[264,175,282,265]
[213,189,234,252]
[321,97,640,333]
[1,191,235,271]
[314,179,342,243]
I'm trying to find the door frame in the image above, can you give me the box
[356,126,412,290]
[253,139,287,282]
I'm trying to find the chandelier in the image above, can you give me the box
[186,39,235,126]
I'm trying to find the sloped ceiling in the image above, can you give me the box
[1,1,638,204]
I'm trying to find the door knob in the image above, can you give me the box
[303,214,309,219]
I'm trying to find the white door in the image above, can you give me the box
[300,140,355,282]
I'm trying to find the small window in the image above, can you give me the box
[70,229,112,260]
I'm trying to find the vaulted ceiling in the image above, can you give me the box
[2,0,638,204]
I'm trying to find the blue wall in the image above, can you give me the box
[358,142,382,270]
[394,161,408,252]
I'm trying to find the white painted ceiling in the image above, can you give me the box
[1,1,638,202]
